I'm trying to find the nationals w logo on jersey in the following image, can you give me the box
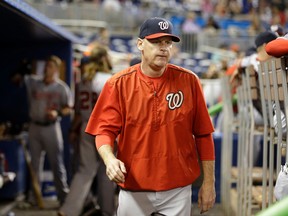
[158,21,169,30]
[166,91,184,110]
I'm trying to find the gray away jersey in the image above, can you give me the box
[75,72,112,122]
[25,75,73,122]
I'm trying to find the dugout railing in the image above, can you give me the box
[221,57,288,216]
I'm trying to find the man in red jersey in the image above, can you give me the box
[86,17,215,215]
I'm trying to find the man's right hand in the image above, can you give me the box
[98,144,127,183]
[105,158,127,183]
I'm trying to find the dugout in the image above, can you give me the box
[0,0,84,199]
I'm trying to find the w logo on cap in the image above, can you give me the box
[139,17,180,42]
[158,21,169,30]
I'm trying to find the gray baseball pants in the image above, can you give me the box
[117,185,192,216]
[28,121,69,203]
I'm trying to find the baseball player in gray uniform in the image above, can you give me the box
[59,46,115,216]
[25,55,73,204]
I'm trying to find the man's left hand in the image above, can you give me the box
[198,181,216,214]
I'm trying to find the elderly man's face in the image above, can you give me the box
[138,36,173,70]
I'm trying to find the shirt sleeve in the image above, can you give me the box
[63,84,74,108]
[24,75,38,100]
[95,134,114,149]
[195,133,215,160]
[192,76,215,136]
[85,79,122,148]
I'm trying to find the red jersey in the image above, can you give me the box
[86,63,215,191]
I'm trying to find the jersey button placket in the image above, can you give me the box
[151,83,160,131]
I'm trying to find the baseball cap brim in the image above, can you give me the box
[145,33,180,42]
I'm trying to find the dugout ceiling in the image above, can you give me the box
[0,1,85,124]
[0,0,84,45]
[0,0,86,85]
[0,0,84,118]
[0,0,84,172]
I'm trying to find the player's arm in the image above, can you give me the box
[58,106,73,117]
[195,134,216,214]
[201,160,215,184]
[192,76,216,213]
[198,160,215,214]
[86,80,125,183]
[46,106,72,121]
[57,84,74,118]
[97,140,126,183]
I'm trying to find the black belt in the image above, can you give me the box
[32,121,56,126]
